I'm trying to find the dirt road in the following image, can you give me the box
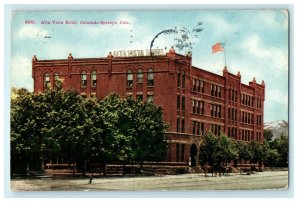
[11,171,288,191]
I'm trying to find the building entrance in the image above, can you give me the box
[190,144,197,167]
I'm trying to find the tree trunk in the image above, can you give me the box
[73,162,76,176]
[82,160,87,176]
[122,163,126,176]
[140,161,144,170]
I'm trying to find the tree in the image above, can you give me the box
[263,130,288,168]
[130,99,167,169]
[236,141,253,163]
[11,87,168,175]
[249,140,269,169]
[217,135,238,165]
[100,93,134,169]
[199,132,219,176]
[264,130,273,142]
[11,88,38,173]
[271,135,288,167]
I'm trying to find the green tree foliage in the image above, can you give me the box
[130,99,167,168]
[199,133,237,176]
[265,134,288,167]
[11,85,167,175]
[235,141,253,162]
[264,130,273,142]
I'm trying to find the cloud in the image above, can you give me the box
[16,25,49,39]
[256,10,288,30]
[266,89,288,108]
[264,88,288,121]
[11,56,33,91]
[200,14,239,39]
[243,35,288,71]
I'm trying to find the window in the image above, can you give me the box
[54,72,59,90]
[44,73,50,91]
[137,94,143,102]
[192,121,196,134]
[182,71,185,88]
[177,95,180,111]
[127,69,133,87]
[137,69,143,83]
[235,109,237,122]
[182,96,185,111]
[197,101,200,114]
[259,98,261,108]
[177,73,181,88]
[197,122,200,135]
[192,100,196,113]
[214,85,217,97]
[241,94,244,105]
[147,68,154,86]
[210,104,220,118]
[218,86,221,98]
[81,71,87,87]
[214,105,217,117]
[200,101,203,114]
[181,119,185,133]
[211,84,214,96]
[177,118,180,132]
[91,70,97,87]
[192,78,196,91]
[201,122,204,135]
[147,95,153,103]
[201,81,204,93]
[242,112,244,123]
[197,80,200,92]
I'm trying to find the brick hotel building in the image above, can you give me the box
[32,48,265,166]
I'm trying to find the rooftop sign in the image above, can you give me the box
[112,48,164,57]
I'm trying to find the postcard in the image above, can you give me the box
[9,9,288,192]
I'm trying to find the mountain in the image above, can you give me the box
[264,120,288,140]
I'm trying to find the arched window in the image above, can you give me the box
[54,72,59,90]
[44,73,50,91]
[147,68,154,86]
[147,95,153,103]
[127,69,133,87]
[137,68,143,83]
[91,70,97,87]
[81,71,87,87]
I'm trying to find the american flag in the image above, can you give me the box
[212,42,225,54]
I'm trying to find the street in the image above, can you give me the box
[11,171,288,191]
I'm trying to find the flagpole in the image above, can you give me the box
[223,42,226,67]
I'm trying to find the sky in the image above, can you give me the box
[10,10,289,123]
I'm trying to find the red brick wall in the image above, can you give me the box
[32,52,265,164]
